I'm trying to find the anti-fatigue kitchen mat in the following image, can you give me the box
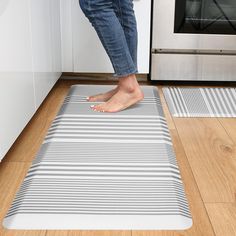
[3,85,192,230]
[163,87,236,117]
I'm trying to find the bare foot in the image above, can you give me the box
[90,74,144,113]
[87,86,118,102]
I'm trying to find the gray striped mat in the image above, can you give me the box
[3,85,192,230]
[163,87,236,117]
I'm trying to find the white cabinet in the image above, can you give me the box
[0,75,35,161]
[60,0,73,72]
[50,0,62,80]
[61,0,151,74]
[0,0,62,161]
[0,0,35,161]
[30,0,62,109]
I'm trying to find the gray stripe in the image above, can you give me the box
[163,87,236,117]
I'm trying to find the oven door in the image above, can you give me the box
[152,0,236,52]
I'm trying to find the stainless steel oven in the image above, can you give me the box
[151,0,236,81]
[174,0,236,35]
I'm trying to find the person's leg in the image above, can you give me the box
[79,0,137,102]
[79,0,143,112]
[112,0,138,70]
[90,0,143,112]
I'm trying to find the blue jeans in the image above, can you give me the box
[79,0,138,78]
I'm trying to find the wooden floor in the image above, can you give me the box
[0,78,236,236]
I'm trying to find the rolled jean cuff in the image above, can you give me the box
[113,68,138,78]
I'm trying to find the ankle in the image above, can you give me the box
[118,74,140,93]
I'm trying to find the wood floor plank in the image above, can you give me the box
[219,118,236,144]
[133,232,186,236]
[2,230,46,236]
[132,87,215,236]
[80,231,131,236]
[46,231,81,236]
[46,231,131,236]
[174,118,236,203]
[206,203,236,236]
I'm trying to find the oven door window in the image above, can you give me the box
[174,0,236,34]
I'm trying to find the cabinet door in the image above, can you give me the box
[0,0,35,161]
[30,0,61,110]
[50,0,62,79]
[70,0,151,74]
[60,0,73,72]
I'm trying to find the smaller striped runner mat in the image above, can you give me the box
[3,85,192,230]
[163,87,236,117]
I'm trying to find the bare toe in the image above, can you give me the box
[90,86,144,113]
[90,104,105,112]
[92,103,106,112]
[87,87,118,102]
[87,94,103,102]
